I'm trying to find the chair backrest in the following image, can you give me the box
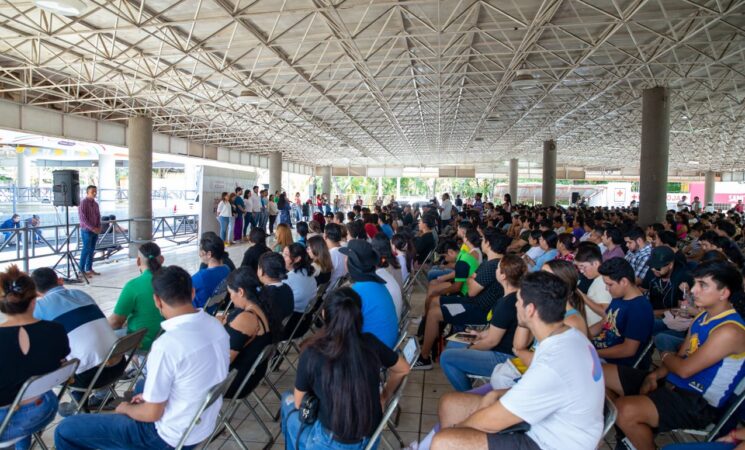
[366,360,415,450]
[632,339,655,369]
[204,279,229,314]
[174,370,238,450]
[227,344,275,401]
[0,359,80,437]
[602,396,617,438]
[705,375,745,441]
[110,328,148,361]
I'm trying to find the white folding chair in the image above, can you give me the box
[0,359,79,450]
[366,337,420,450]
[67,328,146,414]
[206,345,277,450]
[174,370,238,450]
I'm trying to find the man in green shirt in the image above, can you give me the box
[107,244,164,351]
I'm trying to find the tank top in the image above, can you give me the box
[667,308,745,408]
[224,308,273,399]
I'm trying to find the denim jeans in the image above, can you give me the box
[79,230,97,272]
[243,212,253,235]
[427,267,453,281]
[217,217,230,242]
[652,318,686,353]
[439,341,512,392]
[55,413,194,450]
[0,391,58,450]
[281,392,375,450]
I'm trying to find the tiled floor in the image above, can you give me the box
[22,239,695,449]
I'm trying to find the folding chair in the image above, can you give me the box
[67,328,147,414]
[273,282,330,372]
[602,395,618,439]
[207,345,277,450]
[0,359,79,450]
[174,370,238,450]
[120,328,165,393]
[412,249,435,292]
[670,376,745,442]
[366,337,420,450]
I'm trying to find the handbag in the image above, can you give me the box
[298,392,319,424]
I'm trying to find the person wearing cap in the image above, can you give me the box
[0,214,21,246]
[645,245,694,353]
[340,239,398,348]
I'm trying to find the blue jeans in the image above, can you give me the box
[79,230,97,272]
[0,391,58,450]
[217,217,229,242]
[54,413,194,450]
[427,267,453,281]
[281,392,375,450]
[242,212,253,235]
[439,342,512,392]
[652,318,686,352]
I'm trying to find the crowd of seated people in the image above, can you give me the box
[5,193,745,450]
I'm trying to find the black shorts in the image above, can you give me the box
[486,432,540,450]
[617,365,720,432]
[440,296,488,325]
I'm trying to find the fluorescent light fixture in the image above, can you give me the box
[236,89,261,104]
[688,160,699,165]
[34,0,87,16]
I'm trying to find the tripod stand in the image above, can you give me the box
[52,185,88,284]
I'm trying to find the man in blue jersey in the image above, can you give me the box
[603,260,745,450]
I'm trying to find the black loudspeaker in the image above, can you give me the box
[571,192,580,204]
[53,170,80,207]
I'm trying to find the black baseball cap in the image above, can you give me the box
[647,246,675,269]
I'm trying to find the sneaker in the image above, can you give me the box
[58,402,78,417]
[412,356,432,371]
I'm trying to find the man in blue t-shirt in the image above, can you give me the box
[591,257,654,367]
[340,239,398,348]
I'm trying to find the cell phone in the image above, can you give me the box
[454,332,477,341]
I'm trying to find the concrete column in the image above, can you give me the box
[704,170,715,208]
[542,140,557,206]
[16,153,31,188]
[509,158,518,203]
[98,153,116,203]
[269,151,282,195]
[322,166,332,196]
[638,87,670,226]
[127,117,153,257]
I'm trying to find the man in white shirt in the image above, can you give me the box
[432,271,605,450]
[55,265,230,450]
[676,195,690,212]
[440,193,453,226]
[249,185,262,228]
[575,243,612,326]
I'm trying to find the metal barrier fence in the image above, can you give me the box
[0,214,199,273]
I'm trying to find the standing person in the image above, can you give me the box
[249,186,262,231]
[324,223,347,288]
[78,185,101,277]
[293,192,303,223]
[440,193,453,228]
[216,192,231,243]
[267,194,279,234]
[278,193,292,226]
[55,266,230,450]
[333,195,341,213]
[1,214,21,246]
[280,288,410,450]
[0,266,70,450]
[242,190,252,238]
[227,193,237,245]
[233,187,245,243]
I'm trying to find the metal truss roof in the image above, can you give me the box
[0,0,744,172]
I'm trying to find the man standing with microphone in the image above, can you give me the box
[78,185,101,277]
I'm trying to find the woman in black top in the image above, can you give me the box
[223,268,281,399]
[240,227,270,274]
[0,266,69,449]
[280,287,410,449]
[256,252,294,321]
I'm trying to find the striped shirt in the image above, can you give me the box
[33,286,117,373]
[625,244,652,281]
[78,196,101,232]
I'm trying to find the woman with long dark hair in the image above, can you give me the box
[280,287,410,449]
[307,235,333,285]
[278,193,292,226]
[223,267,281,399]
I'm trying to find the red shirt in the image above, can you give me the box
[78,196,101,232]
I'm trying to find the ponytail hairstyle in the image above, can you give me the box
[139,242,163,273]
[303,287,381,440]
[0,265,37,315]
[226,267,282,343]
[286,243,315,276]
[544,259,589,333]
